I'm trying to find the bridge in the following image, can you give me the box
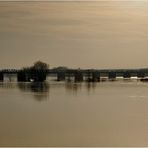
[0,68,148,82]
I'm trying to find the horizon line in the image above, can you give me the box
[0,0,147,1]
[1,67,148,70]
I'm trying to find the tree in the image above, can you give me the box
[18,61,49,82]
[32,61,49,71]
[30,61,49,82]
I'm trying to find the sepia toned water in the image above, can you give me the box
[1,79,148,146]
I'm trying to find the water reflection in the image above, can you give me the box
[0,82,18,89]
[18,82,50,101]
[65,82,82,94]
[85,82,97,93]
[64,81,97,95]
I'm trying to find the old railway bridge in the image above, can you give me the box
[0,68,148,82]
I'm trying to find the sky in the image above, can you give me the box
[0,0,148,69]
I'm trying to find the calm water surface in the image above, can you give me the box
[1,80,148,146]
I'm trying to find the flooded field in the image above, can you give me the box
[1,79,148,146]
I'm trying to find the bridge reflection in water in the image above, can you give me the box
[0,80,101,102]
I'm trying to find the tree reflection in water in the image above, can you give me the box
[18,82,50,101]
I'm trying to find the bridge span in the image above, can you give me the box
[0,68,148,82]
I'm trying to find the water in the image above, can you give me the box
[1,79,148,146]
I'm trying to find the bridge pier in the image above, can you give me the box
[86,70,91,82]
[86,71,100,82]
[123,71,131,79]
[108,72,116,80]
[0,72,4,81]
[74,71,83,82]
[92,72,100,82]
[137,71,145,78]
[57,72,65,81]
[67,70,73,82]
[17,71,31,82]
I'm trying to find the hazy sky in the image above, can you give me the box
[0,1,148,69]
